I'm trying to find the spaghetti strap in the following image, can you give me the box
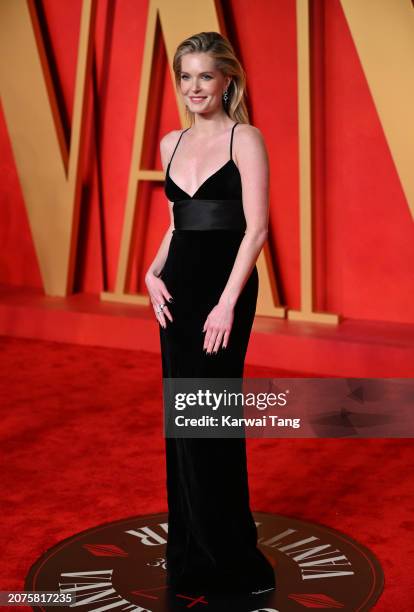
[230,122,239,160]
[168,128,190,166]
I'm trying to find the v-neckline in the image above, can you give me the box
[167,159,237,200]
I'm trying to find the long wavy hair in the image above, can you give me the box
[172,31,250,126]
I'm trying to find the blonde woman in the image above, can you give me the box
[145,31,274,595]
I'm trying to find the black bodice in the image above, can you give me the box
[163,122,246,231]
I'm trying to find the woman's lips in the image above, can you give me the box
[189,97,207,103]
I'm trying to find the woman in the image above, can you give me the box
[145,32,274,595]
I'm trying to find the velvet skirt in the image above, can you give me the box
[159,229,275,593]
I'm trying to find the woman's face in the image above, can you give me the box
[179,52,230,115]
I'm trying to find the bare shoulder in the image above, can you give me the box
[235,123,265,145]
[160,129,181,150]
[160,130,181,153]
[160,129,182,168]
[234,123,268,163]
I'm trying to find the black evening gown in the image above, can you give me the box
[159,122,275,594]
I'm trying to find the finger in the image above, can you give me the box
[158,281,173,304]
[206,329,219,354]
[161,294,174,309]
[153,305,166,328]
[212,331,224,354]
[204,327,215,352]
[203,328,214,351]
[153,296,172,324]
[157,313,167,329]
[160,305,173,322]
[162,288,174,303]
[222,329,230,349]
[155,313,165,328]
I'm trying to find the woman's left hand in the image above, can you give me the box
[202,302,234,354]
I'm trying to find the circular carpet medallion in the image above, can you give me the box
[25,511,384,611]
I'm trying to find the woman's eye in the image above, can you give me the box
[181,75,212,80]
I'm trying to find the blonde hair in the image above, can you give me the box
[172,31,250,126]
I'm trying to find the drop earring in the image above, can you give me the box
[223,89,229,105]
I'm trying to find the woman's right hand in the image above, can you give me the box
[145,271,173,329]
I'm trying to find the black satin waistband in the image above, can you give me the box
[173,199,246,231]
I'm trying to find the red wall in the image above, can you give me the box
[0,0,413,324]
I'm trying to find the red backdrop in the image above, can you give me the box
[0,0,413,324]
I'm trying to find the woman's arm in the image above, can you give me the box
[145,221,174,278]
[219,124,269,306]
[203,125,269,353]
[145,132,178,327]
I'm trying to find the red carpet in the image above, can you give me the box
[1,335,413,610]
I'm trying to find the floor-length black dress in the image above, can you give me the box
[159,122,275,594]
